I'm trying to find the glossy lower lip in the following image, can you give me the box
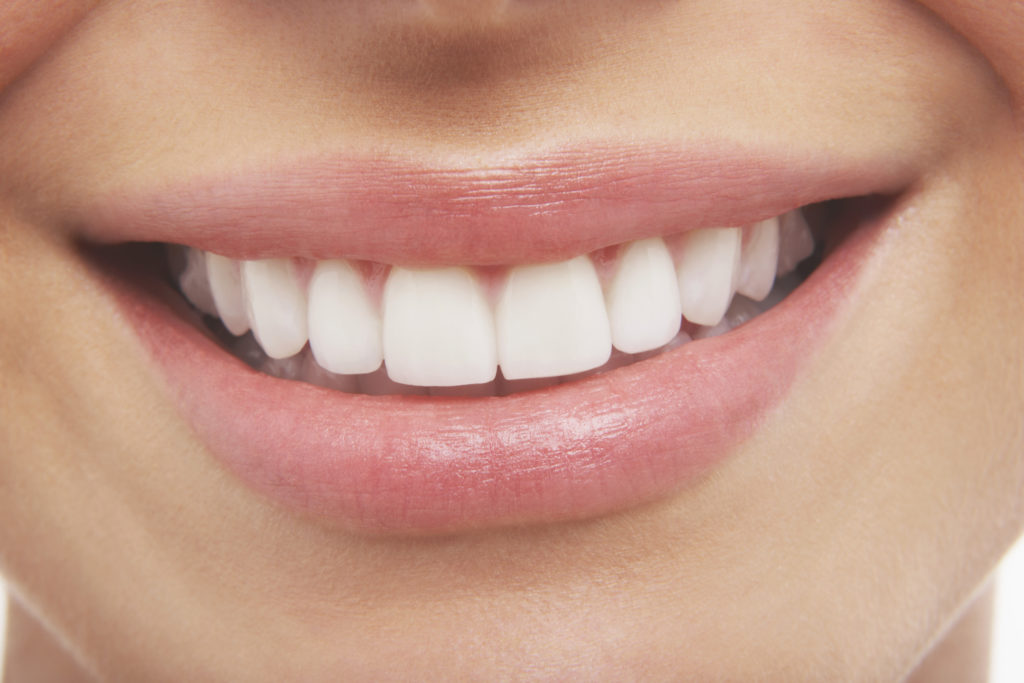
[102,214,882,534]
[76,143,910,265]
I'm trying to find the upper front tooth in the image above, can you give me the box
[177,247,218,316]
[496,255,612,380]
[736,217,780,302]
[242,258,309,359]
[606,237,682,353]
[777,210,815,276]
[676,227,742,327]
[206,253,250,336]
[382,266,497,387]
[307,259,383,375]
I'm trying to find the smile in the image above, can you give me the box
[83,144,908,533]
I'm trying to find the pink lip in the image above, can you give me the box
[79,144,908,264]
[87,146,896,534]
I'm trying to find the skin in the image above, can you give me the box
[1,1,1022,680]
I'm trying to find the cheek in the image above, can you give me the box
[917,0,1024,103]
[0,1,99,91]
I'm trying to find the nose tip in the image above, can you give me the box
[418,0,512,27]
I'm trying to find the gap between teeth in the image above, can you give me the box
[172,210,815,394]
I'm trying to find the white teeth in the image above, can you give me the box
[676,227,742,327]
[178,208,815,392]
[307,260,383,375]
[177,247,218,316]
[606,237,682,354]
[382,266,498,387]
[777,210,815,276]
[736,217,780,302]
[241,259,308,359]
[497,255,611,380]
[205,253,250,336]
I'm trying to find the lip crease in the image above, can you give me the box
[86,145,896,534]
[76,143,909,265]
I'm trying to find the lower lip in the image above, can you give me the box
[108,219,881,534]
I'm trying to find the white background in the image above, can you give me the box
[1,538,1022,679]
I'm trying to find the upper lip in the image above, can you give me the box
[75,142,910,263]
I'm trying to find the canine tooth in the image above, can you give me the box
[736,218,780,302]
[206,253,250,335]
[497,255,611,380]
[777,210,815,276]
[382,267,497,387]
[177,247,218,316]
[307,260,383,375]
[606,237,682,353]
[242,259,308,359]
[676,227,742,327]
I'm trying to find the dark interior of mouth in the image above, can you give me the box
[85,195,888,398]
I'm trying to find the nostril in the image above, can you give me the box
[418,0,511,27]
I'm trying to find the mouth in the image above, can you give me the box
[82,144,906,534]
[167,207,818,396]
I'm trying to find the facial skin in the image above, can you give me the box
[1,1,1022,680]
